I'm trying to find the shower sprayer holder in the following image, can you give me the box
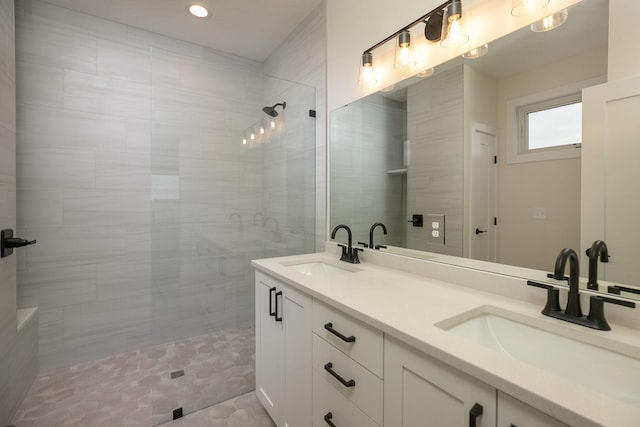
[1,228,37,258]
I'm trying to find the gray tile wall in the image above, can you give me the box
[406,65,464,256]
[330,94,407,247]
[0,1,38,424]
[15,0,317,372]
[264,1,326,250]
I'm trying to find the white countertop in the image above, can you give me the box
[252,251,640,427]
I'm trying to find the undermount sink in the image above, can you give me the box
[437,306,640,406]
[281,260,360,278]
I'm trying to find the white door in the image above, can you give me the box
[582,76,640,284]
[470,123,497,262]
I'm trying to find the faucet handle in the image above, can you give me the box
[527,281,561,314]
[357,241,369,248]
[587,295,636,331]
[337,244,349,262]
[374,244,387,250]
[352,247,363,264]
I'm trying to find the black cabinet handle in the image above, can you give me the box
[469,403,483,427]
[324,412,336,427]
[475,228,487,235]
[275,291,283,322]
[324,362,355,388]
[510,425,517,427]
[324,322,356,343]
[269,287,276,317]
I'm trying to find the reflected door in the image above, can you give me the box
[470,123,497,262]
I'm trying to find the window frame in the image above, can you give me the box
[506,77,605,164]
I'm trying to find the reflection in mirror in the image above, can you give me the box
[329,0,637,296]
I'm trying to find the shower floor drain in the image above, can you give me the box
[170,370,185,379]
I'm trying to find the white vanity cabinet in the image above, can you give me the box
[311,300,384,426]
[255,271,312,427]
[384,335,497,427]
[497,392,569,427]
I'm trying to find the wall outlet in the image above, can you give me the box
[533,207,547,220]
[426,214,445,245]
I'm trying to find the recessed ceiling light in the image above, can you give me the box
[187,4,210,18]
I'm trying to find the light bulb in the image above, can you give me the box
[270,120,276,129]
[250,132,255,141]
[394,30,417,70]
[358,52,378,87]
[242,138,247,145]
[260,127,265,135]
[187,4,210,18]
[511,0,549,17]
[531,9,568,32]
[440,1,469,48]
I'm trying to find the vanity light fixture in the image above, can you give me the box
[462,43,488,59]
[358,0,471,85]
[187,3,210,18]
[511,0,550,17]
[440,0,469,48]
[530,9,568,32]
[394,30,417,70]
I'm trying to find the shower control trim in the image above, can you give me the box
[1,228,37,258]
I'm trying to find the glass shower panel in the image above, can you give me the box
[149,48,315,424]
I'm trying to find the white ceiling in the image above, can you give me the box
[40,0,323,62]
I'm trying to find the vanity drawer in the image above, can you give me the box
[313,334,383,425]
[313,299,383,377]
[313,370,379,427]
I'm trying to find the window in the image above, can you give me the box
[518,93,582,153]
[506,77,605,164]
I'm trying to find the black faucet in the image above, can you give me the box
[331,224,361,264]
[586,240,609,290]
[554,248,582,317]
[527,247,635,331]
[369,222,387,250]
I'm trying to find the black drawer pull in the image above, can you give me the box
[324,322,356,343]
[269,287,276,317]
[275,291,283,322]
[324,362,356,388]
[469,403,483,427]
[324,412,336,427]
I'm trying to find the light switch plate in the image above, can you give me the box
[426,214,445,245]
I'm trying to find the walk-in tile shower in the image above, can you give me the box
[13,1,316,423]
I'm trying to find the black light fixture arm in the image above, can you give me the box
[363,0,451,54]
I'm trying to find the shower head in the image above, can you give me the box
[262,102,287,117]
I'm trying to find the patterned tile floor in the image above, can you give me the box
[11,326,274,427]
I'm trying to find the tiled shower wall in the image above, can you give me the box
[1,1,38,424]
[406,65,464,256]
[330,94,407,246]
[14,0,316,372]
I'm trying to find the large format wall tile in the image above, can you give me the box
[15,0,319,386]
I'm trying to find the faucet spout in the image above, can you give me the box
[369,222,387,250]
[554,248,581,317]
[331,224,352,248]
[587,240,609,290]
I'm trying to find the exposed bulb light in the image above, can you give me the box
[511,0,549,17]
[187,4,210,18]
[250,132,255,141]
[531,9,568,32]
[393,30,417,70]
[440,0,469,48]
[416,68,435,78]
[270,120,276,129]
[242,138,247,145]
[260,127,265,135]
[462,44,488,59]
[358,52,378,87]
